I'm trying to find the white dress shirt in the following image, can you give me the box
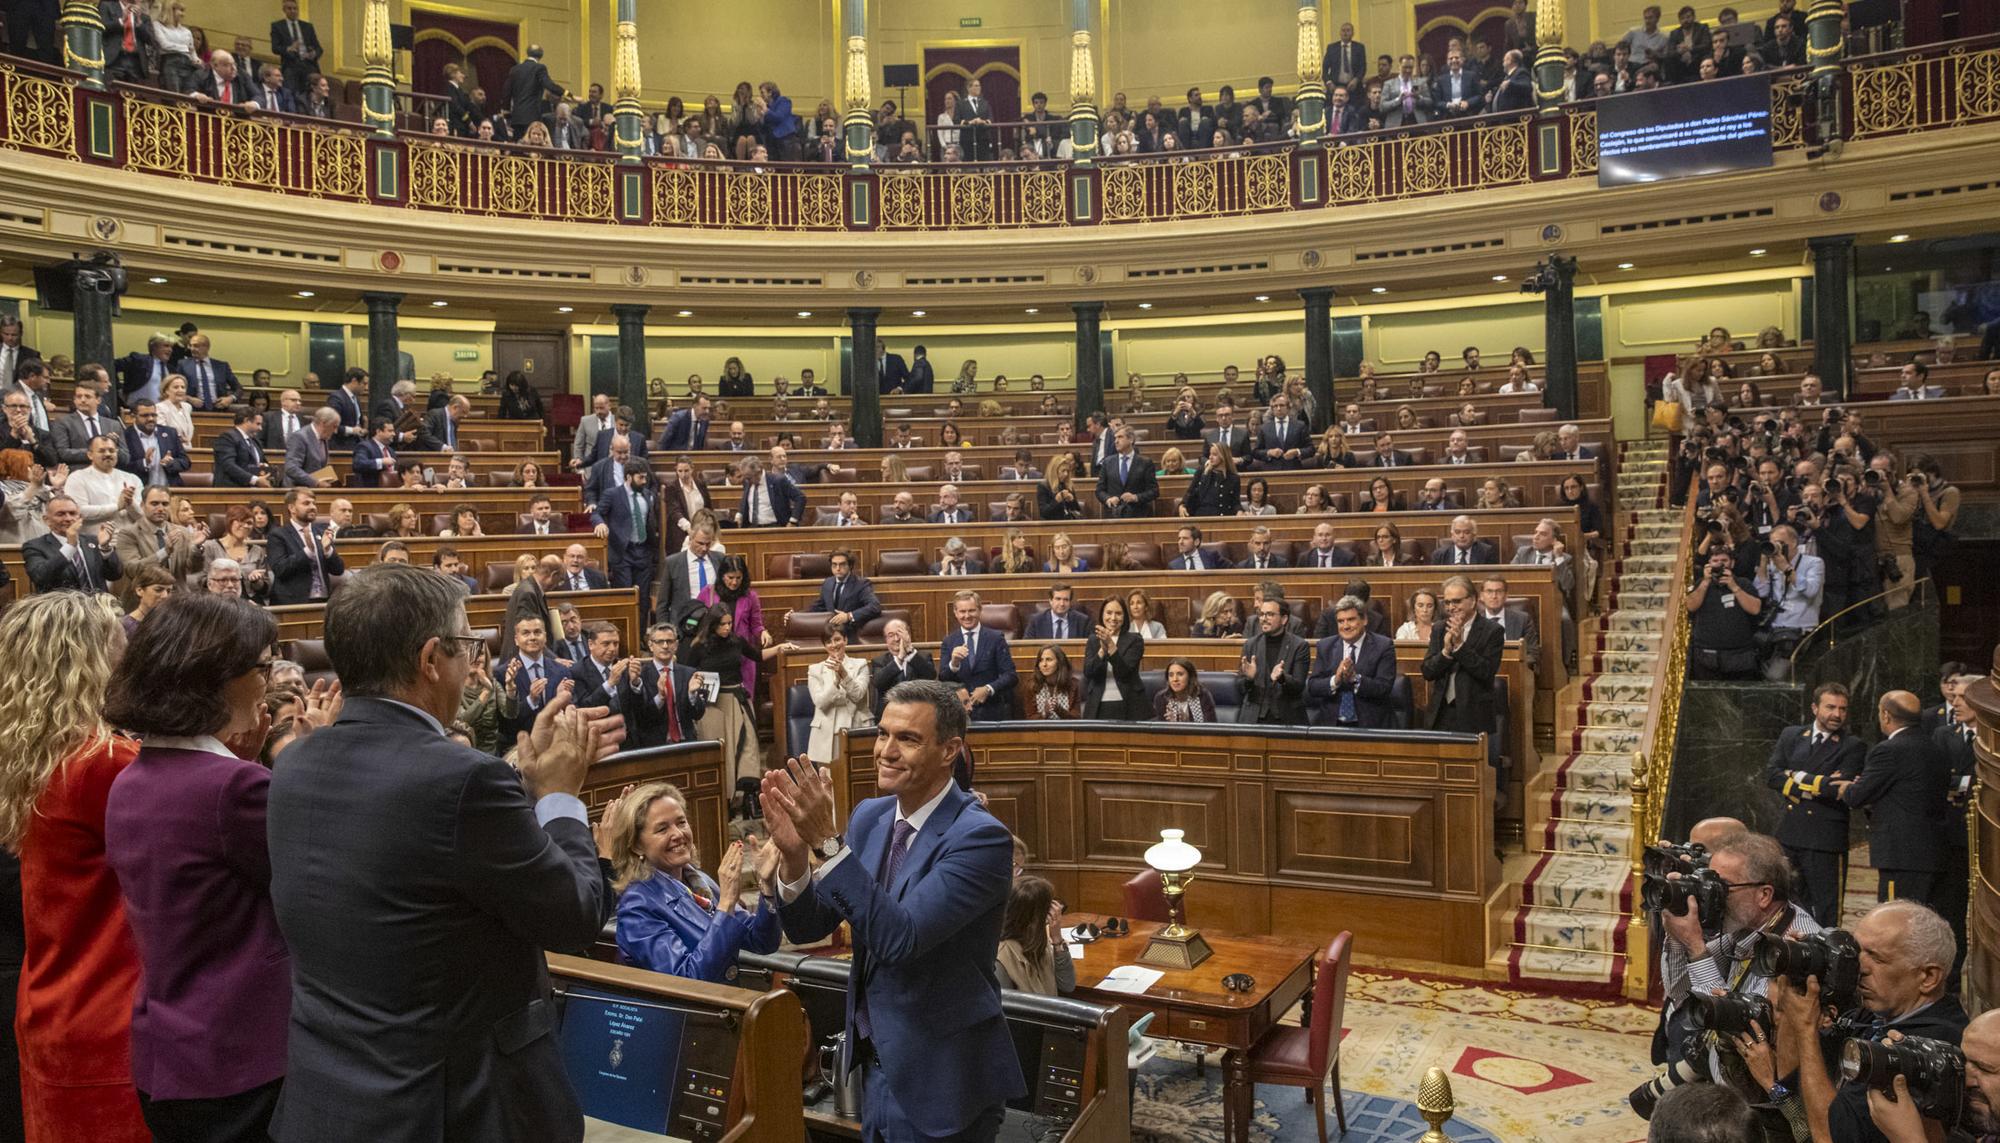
[66,464,142,523]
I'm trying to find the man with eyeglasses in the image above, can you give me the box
[617,622,707,750]
[0,386,58,466]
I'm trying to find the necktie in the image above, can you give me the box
[628,490,646,542]
[155,527,166,556]
[695,556,708,594]
[571,572,585,591]
[73,547,92,590]
[122,6,135,52]
[303,525,326,597]
[85,415,99,438]
[1276,419,1287,442]
[1812,732,1825,748]
[857,817,919,1041]
[528,662,543,706]
[30,392,45,431]
[965,631,977,662]
[1339,642,1358,723]
[198,364,213,407]
[1457,548,1469,565]
[1119,454,1130,483]
[1320,550,1332,568]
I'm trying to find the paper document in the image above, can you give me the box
[1066,943,1085,961]
[1096,965,1164,995]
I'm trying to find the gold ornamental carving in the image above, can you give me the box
[566,162,612,220]
[844,35,871,111]
[950,173,996,227]
[1171,160,1217,217]
[6,73,76,152]
[726,172,771,227]
[311,132,364,198]
[1245,153,1289,210]
[490,155,540,216]
[1102,163,1146,221]
[651,168,699,224]
[1402,133,1450,194]
[1295,6,1322,88]
[1479,122,1529,185]
[409,145,459,209]
[123,97,184,172]
[1329,145,1374,202]
[880,172,924,228]
[1535,0,1564,47]
[1569,109,1599,172]
[1770,75,1805,145]
[1069,29,1095,108]
[220,117,278,187]
[611,18,641,106]
[797,173,842,228]
[1021,170,1064,224]
[1962,48,2000,118]
[1854,62,1918,135]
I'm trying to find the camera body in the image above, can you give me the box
[1641,843,1728,928]
[1685,992,1773,1039]
[1751,929,1862,1011]
[1841,1035,1965,1130]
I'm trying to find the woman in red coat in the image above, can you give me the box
[0,592,149,1143]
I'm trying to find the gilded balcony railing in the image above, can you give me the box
[3,36,1999,232]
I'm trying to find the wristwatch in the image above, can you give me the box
[1766,1082,1790,1104]
[815,835,846,861]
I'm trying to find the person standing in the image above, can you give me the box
[1238,592,1309,725]
[266,564,616,1143]
[1843,690,1953,905]
[0,592,150,1143]
[1422,575,1505,815]
[1763,683,1868,926]
[591,460,660,621]
[104,595,291,1142]
[1081,596,1146,721]
[761,681,1026,1142]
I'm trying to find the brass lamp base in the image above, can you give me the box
[1138,926,1213,970]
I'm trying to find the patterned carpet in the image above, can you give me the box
[1135,968,1659,1142]
[1501,439,1676,993]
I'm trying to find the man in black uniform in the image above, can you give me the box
[1842,690,1952,906]
[1933,676,1978,978]
[1764,682,1868,926]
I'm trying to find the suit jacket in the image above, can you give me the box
[1168,549,1224,570]
[191,67,255,106]
[349,438,397,487]
[249,83,296,114]
[1081,631,1145,718]
[265,520,345,604]
[1373,448,1416,468]
[1236,552,1291,571]
[112,516,200,604]
[618,660,708,749]
[181,356,242,407]
[1307,630,1399,727]
[939,625,1016,721]
[928,506,975,525]
[738,473,806,527]
[582,455,635,510]
[284,428,333,487]
[1327,102,1365,134]
[1024,608,1090,640]
[1842,728,1953,873]
[324,386,366,448]
[1936,722,1977,853]
[1484,607,1541,672]
[808,575,881,637]
[904,358,935,394]
[1489,68,1534,112]
[593,428,651,466]
[776,783,1025,1136]
[1323,39,1369,86]
[118,424,189,486]
[445,83,480,137]
[1381,76,1432,127]
[657,477,710,552]
[1429,539,1501,567]
[1298,544,1357,570]
[504,654,573,739]
[1512,546,1578,599]
[51,410,129,467]
[1421,614,1503,736]
[499,578,558,662]
[269,15,321,73]
[1238,629,1310,724]
[875,353,911,394]
[1253,420,1311,469]
[552,565,608,593]
[1435,67,1486,116]
[417,408,461,452]
[1202,424,1250,459]
[655,550,722,621]
[213,427,268,487]
[502,57,564,128]
[22,531,122,592]
[261,408,310,453]
[929,556,987,577]
[116,351,175,401]
[656,409,709,452]
[1177,106,1216,147]
[267,698,611,1143]
[1095,451,1158,518]
[591,484,660,570]
[570,413,618,469]
[1764,725,1868,853]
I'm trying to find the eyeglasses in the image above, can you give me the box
[442,634,487,658]
[1720,879,1772,893]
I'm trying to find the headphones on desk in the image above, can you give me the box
[1222,973,1256,993]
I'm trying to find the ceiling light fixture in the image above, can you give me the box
[297,290,315,298]
[677,309,694,317]
[796,310,812,318]
[1888,233,1911,243]
[911,310,926,317]
[1491,274,1508,282]
[556,306,574,313]
[1024,307,1039,314]
[1370,286,1387,294]
[1138,302,1153,309]
[1253,295,1270,303]
[1617,262,1635,270]
[430,300,448,307]
[148,276,168,284]
[1749,248,1768,256]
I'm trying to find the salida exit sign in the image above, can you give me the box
[960,16,981,27]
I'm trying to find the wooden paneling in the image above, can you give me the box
[831,722,1496,967]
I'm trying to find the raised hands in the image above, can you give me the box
[760,756,839,882]
[516,703,601,801]
[593,783,635,861]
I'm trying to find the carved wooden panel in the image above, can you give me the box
[1273,788,1436,888]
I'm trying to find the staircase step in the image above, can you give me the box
[1521,852,1633,912]
[1545,816,1635,858]
[1556,787,1634,822]
[1576,701,1651,731]
[1503,945,1631,993]
[1599,609,1667,632]
[1555,752,1634,793]
[1583,651,1659,675]
[1580,674,1657,703]
[1513,905,1630,955]
[1572,724,1645,754]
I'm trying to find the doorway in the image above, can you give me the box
[922,45,1021,160]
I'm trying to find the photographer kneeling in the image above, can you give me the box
[1635,833,1820,1123]
[1687,544,1766,680]
[1790,901,1966,1143]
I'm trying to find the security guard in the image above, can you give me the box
[1763,682,1867,926]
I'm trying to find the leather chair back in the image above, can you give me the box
[786,681,814,758]
[1122,868,1170,923]
[1307,932,1354,1078]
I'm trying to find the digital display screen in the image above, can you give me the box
[557,985,737,1141]
[1596,74,1775,188]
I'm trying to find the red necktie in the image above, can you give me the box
[123,7,136,52]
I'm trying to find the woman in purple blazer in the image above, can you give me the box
[103,594,290,1143]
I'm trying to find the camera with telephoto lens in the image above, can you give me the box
[1841,1035,1966,1130]
[1644,841,1709,882]
[1641,844,1728,926]
[1684,993,1773,1039]
[1751,930,1862,1011]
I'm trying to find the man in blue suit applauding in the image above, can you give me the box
[940,589,1016,721]
[762,680,1026,1142]
[1307,595,1401,728]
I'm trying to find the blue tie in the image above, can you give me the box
[1338,643,1358,723]
[856,818,918,1041]
[1119,454,1129,483]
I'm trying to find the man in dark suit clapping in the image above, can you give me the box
[1843,690,1954,905]
[802,548,881,638]
[619,622,708,749]
[1308,596,1401,728]
[266,487,345,605]
[267,564,615,1143]
[1764,682,1868,925]
[940,590,1016,721]
[1423,576,1505,818]
[270,0,322,93]
[1239,592,1311,725]
[1094,426,1157,518]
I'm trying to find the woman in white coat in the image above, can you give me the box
[806,631,873,763]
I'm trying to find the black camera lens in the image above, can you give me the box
[1840,1035,1966,1130]
[1686,993,1772,1038]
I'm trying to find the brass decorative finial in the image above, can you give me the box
[1418,1066,1456,1142]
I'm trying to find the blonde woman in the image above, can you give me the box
[806,632,873,763]
[1157,446,1192,477]
[608,782,781,981]
[522,121,554,147]
[0,593,150,1143]
[499,553,539,597]
[1126,589,1167,641]
[1191,590,1243,638]
[1038,453,1083,520]
[994,528,1036,574]
[1043,531,1087,574]
[880,453,909,483]
[157,374,196,440]
[155,0,202,93]
[953,358,980,394]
